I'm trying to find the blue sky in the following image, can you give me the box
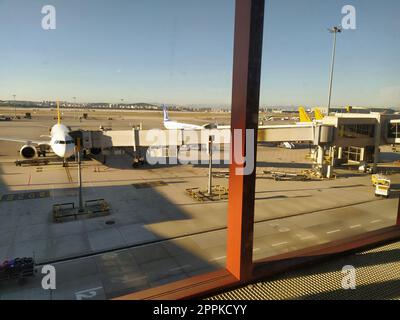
[0,0,399,108]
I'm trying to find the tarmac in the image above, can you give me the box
[0,112,399,299]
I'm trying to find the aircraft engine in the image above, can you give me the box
[20,145,37,159]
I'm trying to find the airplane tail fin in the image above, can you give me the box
[57,101,61,125]
[163,104,169,122]
[314,108,324,120]
[299,107,312,122]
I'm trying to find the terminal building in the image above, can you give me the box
[318,112,400,172]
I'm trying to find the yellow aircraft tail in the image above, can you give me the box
[299,107,312,122]
[56,101,61,125]
[314,108,324,120]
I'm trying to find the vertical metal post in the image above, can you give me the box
[207,135,214,195]
[327,30,337,115]
[227,0,264,281]
[327,27,342,115]
[13,94,16,119]
[76,138,84,212]
[73,97,77,120]
[373,120,381,174]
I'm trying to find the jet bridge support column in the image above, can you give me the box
[316,145,325,169]
[373,121,381,173]
[313,125,334,178]
[206,136,215,196]
[338,147,343,160]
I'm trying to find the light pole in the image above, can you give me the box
[12,94,16,118]
[76,138,84,212]
[327,26,342,115]
[73,97,77,120]
[207,135,215,196]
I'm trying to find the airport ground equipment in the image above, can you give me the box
[371,174,391,198]
[270,171,310,181]
[372,174,387,186]
[15,159,50,166]
[0,257,35,282]
[213,171,230,178]
[52,199,110,223]
[0,115,12,121]
[186,185,229,202]
[358,162,372,173]
[264,169,325,181]
[375,179,391,198]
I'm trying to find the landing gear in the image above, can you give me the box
[132,157,145,168]
[63,160,68,167]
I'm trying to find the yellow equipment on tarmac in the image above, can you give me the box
[371,174,391,198]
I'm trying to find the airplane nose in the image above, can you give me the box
[65,145,75,158]
[57,145,75,158]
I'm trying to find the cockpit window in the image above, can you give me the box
[54,140,73,145]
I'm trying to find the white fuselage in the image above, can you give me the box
[49,124,75,158]
[164,120,203,130]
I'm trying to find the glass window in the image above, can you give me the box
[387,123,399,139]
[338,124,375,138]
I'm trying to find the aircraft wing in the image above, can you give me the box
[0,137,50,145]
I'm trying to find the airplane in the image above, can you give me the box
[0,102,75,165]
[298,106,312,122]
[163,105,213,130]
[298,107,325,123]
[314,108,324,121]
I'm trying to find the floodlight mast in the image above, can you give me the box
[327,26,342,115]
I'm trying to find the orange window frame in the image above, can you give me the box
[115,0,400,300]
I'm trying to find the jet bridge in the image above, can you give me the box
[78,123,334,175]
[81,123,331,150]
[77,113,400,176]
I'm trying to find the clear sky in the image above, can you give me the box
[0,0,399,108]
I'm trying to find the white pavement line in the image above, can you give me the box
[350,224,361,229]
[75,286,103,295]
[271,241,288,247]
[370,219,382,224]
[75,286,103,300]
[299,235,314,240]
[210,255,226,262]
[169,265,192,272]
[326,229,341,234]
